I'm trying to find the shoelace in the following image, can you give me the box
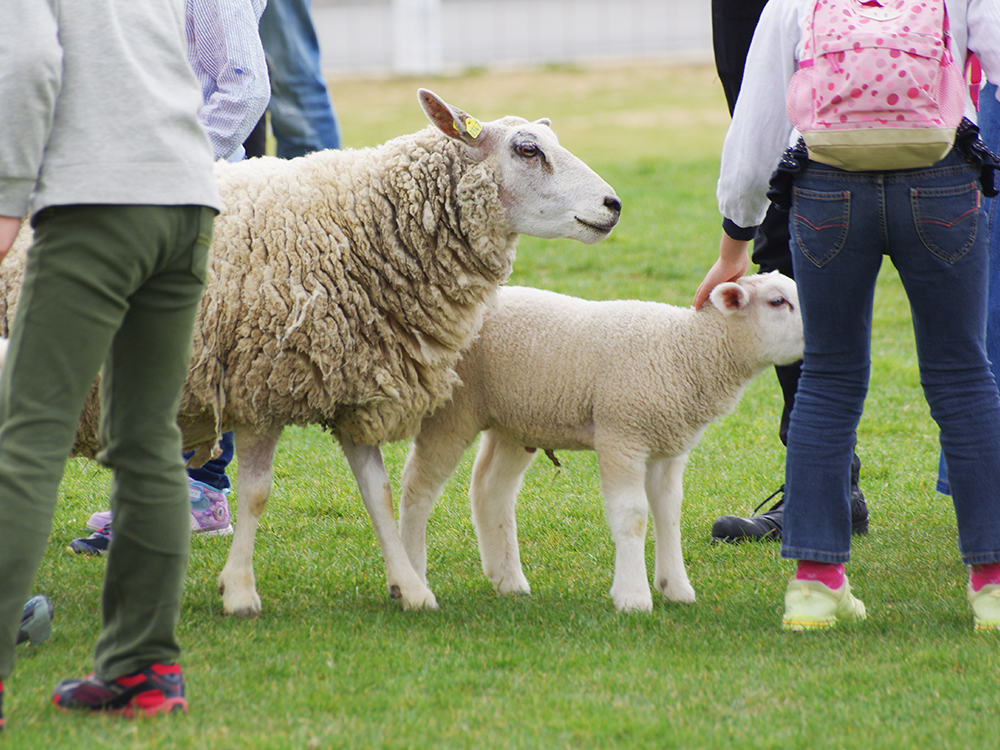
[751,485,785,516]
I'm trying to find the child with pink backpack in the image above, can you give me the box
[694,0,1000,631]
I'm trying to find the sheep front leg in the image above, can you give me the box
[340,436,438,610]
[597,443,654,612]
[399,416,479,582]
[469,430,535,595]
[218,427,283,617]
[646,454,696,603]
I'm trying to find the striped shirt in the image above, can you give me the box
[187,0,270,161]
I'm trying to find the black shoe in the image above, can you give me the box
[711,486,786,542]
[851,485,869,535]
[711,484,870,543]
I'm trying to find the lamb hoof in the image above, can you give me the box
[493,575,531,596]
[613,592,654,613]
[658,579,697,604]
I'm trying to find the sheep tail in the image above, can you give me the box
[526,446,562,468]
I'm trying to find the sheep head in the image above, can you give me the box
[418,89,621,245]
[708,272,804,368]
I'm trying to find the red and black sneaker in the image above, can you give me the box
[53,663,187,718]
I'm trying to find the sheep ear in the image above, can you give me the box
[418,89,485,146]
[535,117,552,127]
[709,282,749,317]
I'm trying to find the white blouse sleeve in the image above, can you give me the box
[717,0,806,232]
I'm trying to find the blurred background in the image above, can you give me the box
[312,0,711,76]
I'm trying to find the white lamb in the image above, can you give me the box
[0,90,620,616]
[398,273,803,612]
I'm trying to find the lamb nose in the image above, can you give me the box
[605,196,622,214]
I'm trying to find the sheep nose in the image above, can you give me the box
[604,195,622,215]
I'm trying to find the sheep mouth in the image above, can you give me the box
[575,217,617,234]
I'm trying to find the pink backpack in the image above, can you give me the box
[787,0,965,171]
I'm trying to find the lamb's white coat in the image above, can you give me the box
[398,273,803,611]
[0,90,620,615]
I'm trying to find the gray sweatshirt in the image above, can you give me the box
[1,0,221,219]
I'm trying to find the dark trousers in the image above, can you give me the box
[0,205,214,681]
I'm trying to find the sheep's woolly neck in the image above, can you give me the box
[180,126,518,449]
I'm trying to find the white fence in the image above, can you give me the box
[312,0,712,76]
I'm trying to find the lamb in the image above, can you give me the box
[0,89,621,616]
[397,273,803,612]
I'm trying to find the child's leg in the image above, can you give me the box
[93,205,213,679]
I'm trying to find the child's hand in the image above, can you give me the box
[693,234,751,310]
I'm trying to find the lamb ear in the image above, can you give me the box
[418,89,485,146]
[709,282,749,317]
[535,117,552,127]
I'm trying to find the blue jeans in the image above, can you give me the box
[259,0,341,158]
[184,430,233,491]
[938,82,1000,493]
[782,149,1000,566]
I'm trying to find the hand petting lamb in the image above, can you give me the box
[0,89,621,616]
[398,273,803,612]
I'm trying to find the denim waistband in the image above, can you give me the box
[766,118,1000,211]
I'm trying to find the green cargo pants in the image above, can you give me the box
[0,203,215,681]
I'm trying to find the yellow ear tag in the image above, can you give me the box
[464,117,483,139]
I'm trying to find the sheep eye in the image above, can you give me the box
[516,143,540,158]
[768,297,787,308]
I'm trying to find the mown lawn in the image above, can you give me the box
[7,61,998,749]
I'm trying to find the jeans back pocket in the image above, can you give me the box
[911,181,980,264]
[791,187,850,268]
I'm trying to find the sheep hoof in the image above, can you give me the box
[226,606,261,619]
[393,583,439,611]
[658,578,696,604]
[613,592,654,613]
[219,584,262,617]
[493,574,531,595]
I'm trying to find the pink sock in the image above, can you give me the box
[970,562,1000,592]
[795,560,846,590]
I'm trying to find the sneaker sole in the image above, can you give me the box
[782,618,837,632]
[53,695,188,718]
[117,694,188,718]
[67,542,106,556]
[193,524,234,537]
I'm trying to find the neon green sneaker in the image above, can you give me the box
[969,583,1000,631]
[782,576,867,631]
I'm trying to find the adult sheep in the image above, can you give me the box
[398,273,803,612]
[0,89,621,616]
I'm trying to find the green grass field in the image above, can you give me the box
[7,61,998,749]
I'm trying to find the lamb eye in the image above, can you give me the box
[516,143,539,158]
[768,297,787,308]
